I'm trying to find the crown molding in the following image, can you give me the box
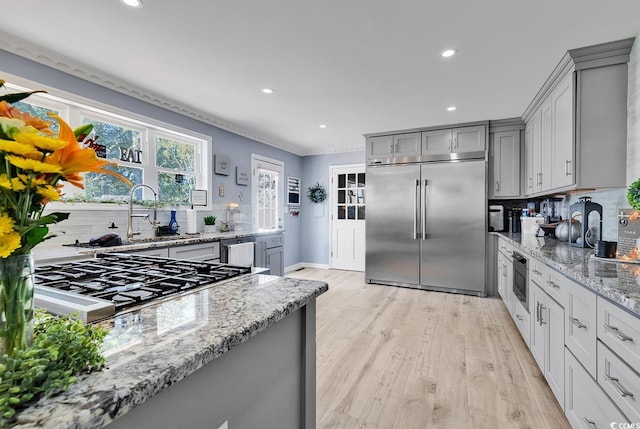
[0,30,307,156]
[302,144,365,156]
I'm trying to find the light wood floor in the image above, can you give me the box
[286,268,570,429]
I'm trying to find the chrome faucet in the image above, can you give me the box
[127,184,159,240]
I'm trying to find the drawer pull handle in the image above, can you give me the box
[569,317,586,329]
[547,281,559,288]
[532,269,542,276]
[516,314,524,321]
[583,417,597,429]
[605,373,635,397]
[603,324,633,342]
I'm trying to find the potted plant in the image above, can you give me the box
[203,215,217,233]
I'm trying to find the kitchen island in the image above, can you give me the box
[11,272,328,429]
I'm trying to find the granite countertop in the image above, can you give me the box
[11,272,328,428]
[33,229,284,264]
[495,232,640,317]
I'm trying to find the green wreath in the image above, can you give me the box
[628,178,640,211]
[307,183,327,203]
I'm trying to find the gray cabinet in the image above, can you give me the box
[255,233,284,276]
[565,348,628,428]
[522,38,633,196]
[366,133,420,161]
[530,281,565,408]
[421,125,486,155]
[489,130,521,198]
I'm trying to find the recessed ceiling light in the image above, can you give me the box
[121,0,143,7]
[262,88,274,94]
[319,124,327,129]
[441,49,456,58]
[447,106,457,111]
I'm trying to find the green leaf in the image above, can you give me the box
[24,226,49,249]
[0,90,47,104]
[38,212,70,225]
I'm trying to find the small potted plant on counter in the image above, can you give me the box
[203,215,217,233]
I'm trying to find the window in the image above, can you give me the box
[4,82,210,206]
[252,155,283,231]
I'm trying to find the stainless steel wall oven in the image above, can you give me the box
[512,251,528,310]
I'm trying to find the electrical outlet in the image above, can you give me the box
[217,421,228,429]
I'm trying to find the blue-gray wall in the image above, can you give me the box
[299,152,365,265]
[0,49,305,268]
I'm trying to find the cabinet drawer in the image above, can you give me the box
[128,247,170,257]
[544,269,565,307]
[598,297,640,371]
[529,256,549,289]
[512,297,530,346]
[264,234,284,249]
[565,349,628,428]
[497,238,513,259]
[564,279,597,377]
[598,341,640,422]
[169,242,220,261]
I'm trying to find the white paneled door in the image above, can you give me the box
[331,165,365,271]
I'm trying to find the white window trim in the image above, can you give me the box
[251,154,284,231]
[2,73,212,210]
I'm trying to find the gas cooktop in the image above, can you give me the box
[34,253,252,322]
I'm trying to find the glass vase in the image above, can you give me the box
[0,253,35,356]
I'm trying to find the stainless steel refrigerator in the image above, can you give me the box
[365,155,486,296]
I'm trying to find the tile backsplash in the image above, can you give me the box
[564,188,627,242]
[491,187,628,241]
[38,203,251,249]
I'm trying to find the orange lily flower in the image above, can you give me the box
[46,113,132,189]
[0,101,54,134]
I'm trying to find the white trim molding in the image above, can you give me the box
[0,30,309,156]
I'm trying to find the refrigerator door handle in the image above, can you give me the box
[413,179,419,239]
[422,179,428,240]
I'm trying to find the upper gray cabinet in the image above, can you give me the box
[489,120,523,198]
[366,132,420,162]
[422,125,486,155]
[522,37,633,196]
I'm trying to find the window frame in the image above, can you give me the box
[2,76,212,209]
[251,154,284,231]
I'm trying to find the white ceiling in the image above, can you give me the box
[1,0,640,156]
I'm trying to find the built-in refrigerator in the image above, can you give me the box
[365,153,486,296]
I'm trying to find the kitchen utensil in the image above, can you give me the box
[555,219,582,242]
[595,240,617,258]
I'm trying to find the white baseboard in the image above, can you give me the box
[284,262,330,273]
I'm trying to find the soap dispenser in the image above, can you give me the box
[169,210,179,234]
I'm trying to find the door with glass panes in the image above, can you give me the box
[331,165,365,271]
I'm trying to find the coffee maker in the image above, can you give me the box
[540,198,562,224]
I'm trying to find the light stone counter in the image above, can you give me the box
[32,229,283,264]
[495,232,640,317]
[11,272,327,428]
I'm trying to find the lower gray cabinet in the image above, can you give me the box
[565,349,628,428]
[255,233,284,276]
